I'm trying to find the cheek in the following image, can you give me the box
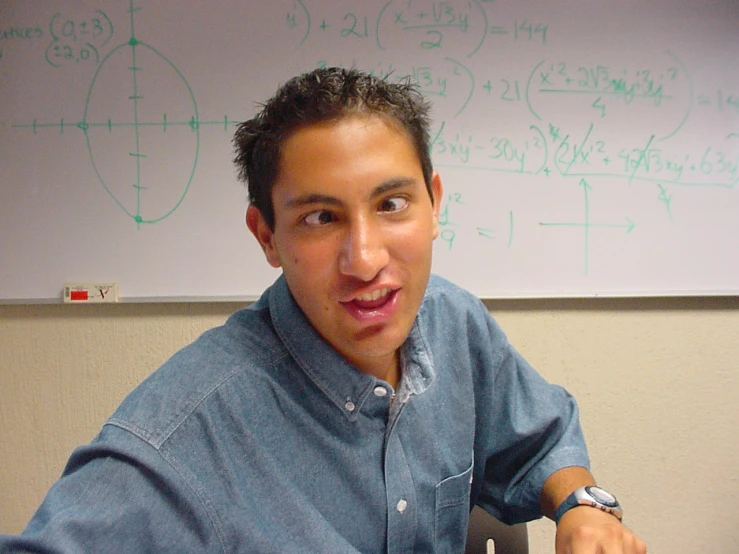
[392,224,435,260]
[290,239,339,270]
[283,246,334,292]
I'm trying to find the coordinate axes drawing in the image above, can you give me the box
[12,0,239,226]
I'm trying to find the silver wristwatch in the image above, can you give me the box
[554,486,623,524]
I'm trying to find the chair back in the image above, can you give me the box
[464,506,529,554]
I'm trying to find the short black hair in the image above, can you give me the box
[233,67,434,229]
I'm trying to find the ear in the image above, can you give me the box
[246,205,281,268]
[430,171,443,240]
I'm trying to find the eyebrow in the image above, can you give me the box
[283,177,417,209]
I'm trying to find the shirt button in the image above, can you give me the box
[373,386,388,397]
[344,400,356,412]
[396,499,408,513]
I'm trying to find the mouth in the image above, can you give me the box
[341,287,400,321]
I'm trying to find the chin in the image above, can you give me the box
[353,327,406,357]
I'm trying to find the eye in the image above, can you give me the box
[378,196,409,213]
[302,210,336,226]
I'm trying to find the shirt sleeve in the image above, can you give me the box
[471,304,591,525]
[0,424,222,554]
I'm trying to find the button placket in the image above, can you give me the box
[384,426,417,552]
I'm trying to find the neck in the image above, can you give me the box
[383,356,400,389]
[354,351,400,389]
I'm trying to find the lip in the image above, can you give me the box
[340,288,400,324]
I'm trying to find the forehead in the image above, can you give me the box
[274,115,422,191]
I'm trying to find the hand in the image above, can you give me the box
[555,507,646,554]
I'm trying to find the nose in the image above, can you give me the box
[338,215,390,282]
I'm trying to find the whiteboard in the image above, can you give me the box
[1,0,737,301]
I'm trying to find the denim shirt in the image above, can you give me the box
[1,275,589,554]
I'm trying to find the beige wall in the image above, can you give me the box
[1,298,737,552]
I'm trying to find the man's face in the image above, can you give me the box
[247,115,442,380]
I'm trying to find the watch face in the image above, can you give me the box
[587,486,618,506]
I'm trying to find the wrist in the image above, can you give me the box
[554,486,623,524]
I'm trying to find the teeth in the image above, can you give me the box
[356,288,391,302]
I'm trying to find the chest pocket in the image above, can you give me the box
[434,461,473,551]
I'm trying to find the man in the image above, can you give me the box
[0,68,646,553]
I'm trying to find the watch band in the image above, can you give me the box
[554,486,623,524]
